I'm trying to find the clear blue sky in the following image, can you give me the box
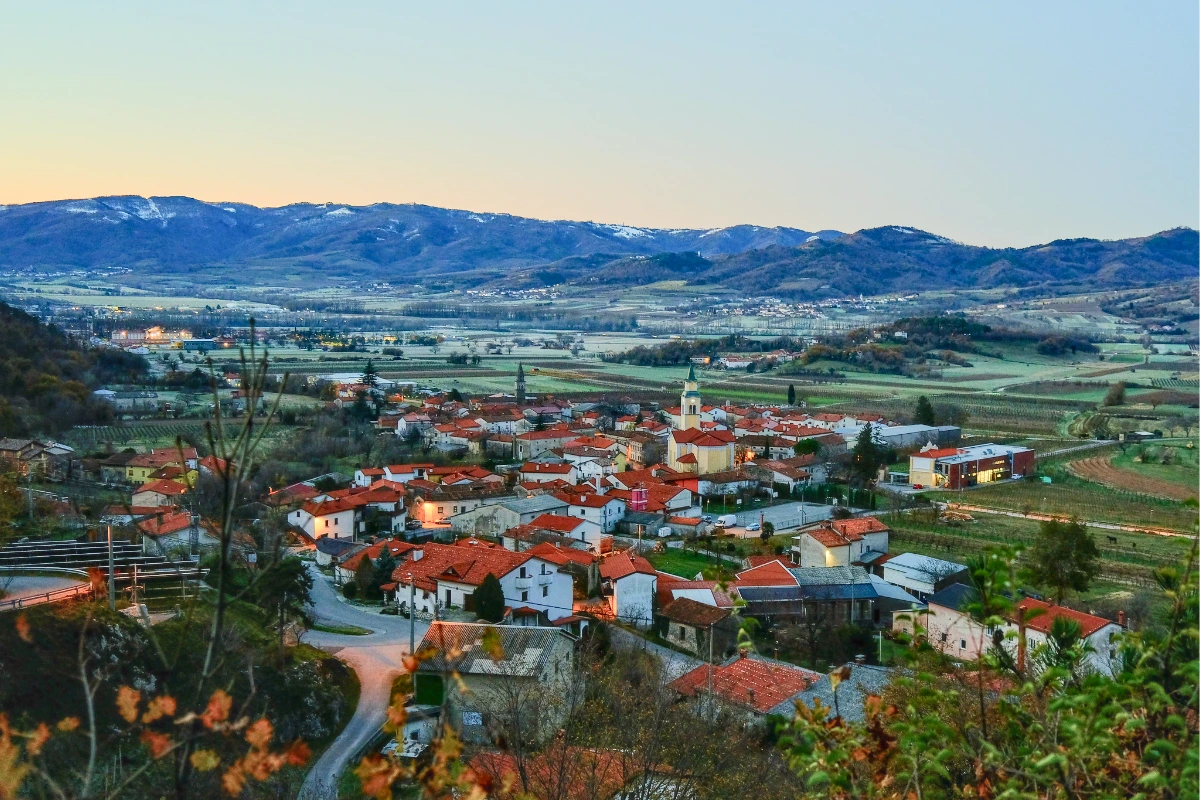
[1,1,1196,246]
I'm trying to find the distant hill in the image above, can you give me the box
[559,226,1199,297]
[0,196,1193,297]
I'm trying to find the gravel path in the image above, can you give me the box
[297,566,428,800]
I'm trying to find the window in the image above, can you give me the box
[520,566,527,578]
[960,639,966,649]
[521,591,528,602]
[939,632,948,643]
[542,585,548,597]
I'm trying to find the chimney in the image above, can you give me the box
[1117,610,1126,627]
[854,654,866,666]
[738,647,748,659]
[412,548,423,562]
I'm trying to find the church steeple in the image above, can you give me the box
[515,363,527,405]
[680,366,700,430]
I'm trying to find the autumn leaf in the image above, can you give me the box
[355,753,403,800]
[14,615,31,644]
[284,739,311,767]
[142,695,177,724]
[0,729,31,800]
[116,686,141,724]
[245,718,273,750]
[140,730,172,759]
[25,724,50,758]
[221,762,246,796]
[56,717,80,733]
[480,627,505,663]
[190,749,221,772]
[200,690,233,729]
[384,701,407,733]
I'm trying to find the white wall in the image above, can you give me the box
[612,572,657,628]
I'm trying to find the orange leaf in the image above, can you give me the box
[384,702,407,732]
[401,655,420,673]
[14,615,31,644]
[480,627,505,662]
[200,690,233,729]
[190,749,221,772]
[284,740,311,767]
[221,762,246,796]
[142,695,177,724]
[245,718,273,750]
[27,724,50,757]
[56,717,80,733]
[116,686,141,724]
[355,753,402,800]
[140,730,172,759]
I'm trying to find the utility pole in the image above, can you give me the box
[107,524,115,610]
[408,576,415,654]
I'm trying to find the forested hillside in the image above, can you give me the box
[0,303,147,436]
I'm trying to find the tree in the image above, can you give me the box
[851,422,882,485]
[914,395,935,426]
[794,438,820,457]
[1027,518,1100,603]
[355,554,377,597]
[787,384,796,406]
[360,358,379,389]
[759,520,775,548]
[473,572,505,622]
[1102,381,1126,407]
[372,550,399,598]
[255,557,314,666]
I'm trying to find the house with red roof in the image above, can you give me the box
[895,584,1124,677]
[790,517,890,567]
[288,498,358,539]
[388,542,574,620]
[554,491,626,533]
[667,427,736,475]
[599,550,657,628]
[500,512,601,551]
[669,651,822,719]
[132,479,188,508]
[519,461,580,485]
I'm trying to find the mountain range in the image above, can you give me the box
[0,196,1194,297]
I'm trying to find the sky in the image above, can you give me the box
[1,2,1196,247]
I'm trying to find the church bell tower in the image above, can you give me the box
[680,365,700,430]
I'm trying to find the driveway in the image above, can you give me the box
[609,625,705,681]
[297,565,429,800]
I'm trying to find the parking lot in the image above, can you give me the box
[709,501,859,538]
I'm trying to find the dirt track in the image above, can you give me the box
[1068,456,1197,502]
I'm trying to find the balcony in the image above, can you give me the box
[514,577,533,589]
[536,573,553,586]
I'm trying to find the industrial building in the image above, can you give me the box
[908,443,1035,490]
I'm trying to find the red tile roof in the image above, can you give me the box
[138,511,193,537]
[734,560,798,588]
[1015,598,1117,638]
[669,654,821,713]
[524,541,597,567]
[920,448,965,459]
[831,516,889,538]
[670,428,735,446]
[599,551,656,580]
[341,538,418,573]
[134,479,188,497]
[529,513,586,534]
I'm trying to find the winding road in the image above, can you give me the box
[297,566,429,800]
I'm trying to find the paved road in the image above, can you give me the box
[0,575,83,602]
[297,566,429,800]
[721,501,848,536]
[609,625,705,681]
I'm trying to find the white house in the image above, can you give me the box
[289,499,358,540]
[390,543,575,621]
[791,517,890,567]
[599,551,657,628]
[556,492,625,533]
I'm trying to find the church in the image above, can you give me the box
[666,367,735,474]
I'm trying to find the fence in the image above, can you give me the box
[0,567,95,612]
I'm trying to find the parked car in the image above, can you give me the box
[746,522,761,532]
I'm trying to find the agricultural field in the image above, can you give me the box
[1067,443,1199,502]
[884,512,1190,589]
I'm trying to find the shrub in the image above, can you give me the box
[342,582,358,599]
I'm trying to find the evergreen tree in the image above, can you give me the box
[254,557,314,665]
[1027,518,1100,603]
[787,384,796,406]
[473,572,505,622]
[354,554,376,597]
[361,358,379,389]
[914,395,936,426]
[851,422,882,485]
[372,550,399,596]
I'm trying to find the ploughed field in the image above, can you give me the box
[1068,454,1198,502]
